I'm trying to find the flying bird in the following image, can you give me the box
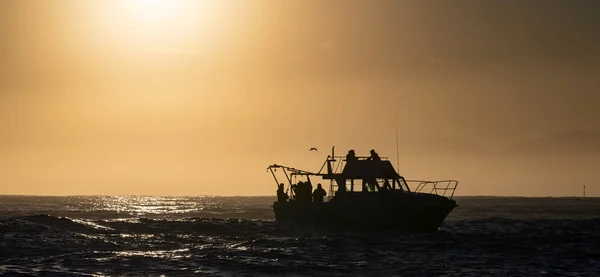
[309,148,318,151]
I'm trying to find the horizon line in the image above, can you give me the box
[0,194,596,198]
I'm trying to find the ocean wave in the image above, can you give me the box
[2,197,600,276]
[3,214,600,236]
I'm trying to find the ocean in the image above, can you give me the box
[1,196,599,276]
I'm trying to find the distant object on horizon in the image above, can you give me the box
[309,148,318,151]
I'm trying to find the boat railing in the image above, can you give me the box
[405,180,459,199]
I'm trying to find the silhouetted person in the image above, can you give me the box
[313,183,327,202]
[367,149,381,161]
[293,181,312,202]
[362,178,378,192]
[292,181,302,201]
[381,179,392,192]
[367,179,377,192]
[346,149,358,162]
[277,183,288,202]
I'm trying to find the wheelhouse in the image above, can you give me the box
[267,146,458,201]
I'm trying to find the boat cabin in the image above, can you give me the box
[267,147,457,202]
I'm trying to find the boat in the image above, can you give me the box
[268,147,458,231]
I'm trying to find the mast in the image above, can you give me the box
[395,124,400,170]
[332,146,335,160]
[330,146,335,197]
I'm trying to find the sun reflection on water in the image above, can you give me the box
[88,196,224,216]
[115,248,191,259]
[0,195,274,220]
[94,249,191,261]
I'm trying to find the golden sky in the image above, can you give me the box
[1,0,599,196]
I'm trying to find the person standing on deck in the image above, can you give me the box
[313,183,327,202]
[277,183,288,202]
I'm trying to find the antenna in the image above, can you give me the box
[395,124,400,169]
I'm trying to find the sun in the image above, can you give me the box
[133,0,172,8]
[107,0,227,52]
[124,0,188,24]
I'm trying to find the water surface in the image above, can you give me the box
[1,196,599,276]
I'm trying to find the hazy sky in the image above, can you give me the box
[1,0,599,196]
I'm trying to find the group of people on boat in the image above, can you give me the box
[276,149,385,203]
[277,181,327,203]
[346,148,395,192]
[346,149,381,162]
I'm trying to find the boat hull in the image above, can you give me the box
[273,191,457,232]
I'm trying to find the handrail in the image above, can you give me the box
[405,180,459,199]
